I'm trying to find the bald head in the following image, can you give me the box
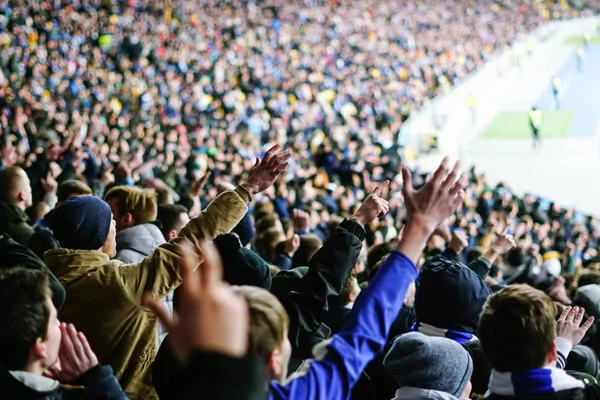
[0,167,32,209]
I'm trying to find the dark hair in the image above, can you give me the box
[57,180,93,203]
[157,204,188,236]
[292,235,323,268]
[0,267,50,370]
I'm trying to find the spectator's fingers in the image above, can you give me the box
[67,324,86,361]
[429,156,449,186]
[401,168,413,192]
[574,306,586,325]
[372,180,389,197]
[270,150,291,169]
[582,316,595,332]
[262,144,280,163]
[449,174,468,197]
[176,241,201,297]
[199,241,224,291]
[59,323,75,363]
[566,306,579,323]
[142,296,175,332]
[78,331,96,360]
[442,160,461,188]
[274,162,289,175]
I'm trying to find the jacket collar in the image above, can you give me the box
[8,370,60,393]
[44,248,112,278]
[393,387,460,400]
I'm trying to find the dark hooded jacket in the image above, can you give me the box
[0,201,34,245]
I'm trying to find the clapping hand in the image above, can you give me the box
[241,145,291,195]
[44,323,99,383]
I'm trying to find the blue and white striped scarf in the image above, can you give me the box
[412,322,478,344]
[488,368,584,396]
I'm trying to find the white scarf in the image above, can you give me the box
[488,368,584,396]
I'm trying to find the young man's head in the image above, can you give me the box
[157,204,190,241]
[478,284,557,372]
[0,267,61,374]
[232,286,291,382]
[104,186,157,231]
[48,196,117,258]
[56,180,93,205]
[0,166,32,210]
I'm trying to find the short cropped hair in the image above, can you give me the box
[0,267,50,370]
[478,284,556,372]
[57,180,92,203]
[105,185,158,224]
[232,286,289,359]
[0,166,27,203]
[157,204,188,235]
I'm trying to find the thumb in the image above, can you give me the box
[253,157,260,168]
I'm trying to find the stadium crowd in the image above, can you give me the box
[4,0,600,399]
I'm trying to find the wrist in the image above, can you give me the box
[349,214,366,227]
[407,215,437,237]
[239,182,259,196]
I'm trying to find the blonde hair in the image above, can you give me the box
[232,286,289,359]
[104,185,158,224]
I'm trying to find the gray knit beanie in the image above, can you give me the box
[384,332,473,397]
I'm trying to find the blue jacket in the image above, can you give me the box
[269,250,418,400]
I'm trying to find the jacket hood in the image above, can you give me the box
[9,370,60,393]
[393,387,460,400]
[0,201,30,224]
[116,223,165,257]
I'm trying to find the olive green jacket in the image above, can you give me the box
[44,187,251,400]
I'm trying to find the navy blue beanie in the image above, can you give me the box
[415,257,492,334]
[48,196,113,251]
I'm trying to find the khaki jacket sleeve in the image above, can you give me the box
[117,186,252,303]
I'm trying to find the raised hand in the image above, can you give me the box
[292,208,311,234]
[556,306,594,348]
[396,158,467,264]
[350,181,390,227]
[449,230,469,254]
[402,158,467,234]
[190,171,212,197]
[41,173,58,195]
[491,230,517,255]
[45,323,99,383]
[241,144,291,195]
[143,241,249,362]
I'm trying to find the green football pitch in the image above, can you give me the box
[481,111,575,139]
[565,36,600,45]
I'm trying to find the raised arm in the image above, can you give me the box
[118,145,291,302]
[271,182,390,358]
[270,158,467,400]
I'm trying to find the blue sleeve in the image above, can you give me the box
[274,197,291,219]
[269,251,418,400]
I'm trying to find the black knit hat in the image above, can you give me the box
[213,234,271,290]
